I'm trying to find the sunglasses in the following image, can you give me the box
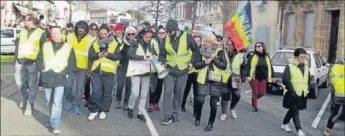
[127,33,135,36]
[255,45,262,48]
[158,32,166,34]
[91,28,98,31]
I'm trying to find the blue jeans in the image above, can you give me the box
[45,87,64,129]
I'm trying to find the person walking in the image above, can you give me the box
[65,20,94,114]
[220,39,246,121]
[281,48,310,136]
[159,19,199,125]
[324,59,344,136]
[181,36,202,114]
[39,26,75,133]
[83,23,98,107]
[15,14,47,116]
[62,23,73,42]
[247,42,274,113]
[148,26,165,112]
[193,33,228,131]
[127,28,156,122]
[87,24,122,120]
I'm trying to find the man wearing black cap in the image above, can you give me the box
[159,19,199,125]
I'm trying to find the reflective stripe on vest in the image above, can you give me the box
[231,53,243,75]
[165,32,191,70]
[249,55,272,82]
[197,48,228,84]
[289,64,309,97]
[90,40,120,74]
[42,42,72,73]
[68,33,93,69]
[151,39,160,55]
[18,28,45,60]
[330,64,345,97]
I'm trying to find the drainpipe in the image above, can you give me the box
[276,3,283,50]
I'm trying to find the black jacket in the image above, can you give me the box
[39,41,76,88]
[88,38,122,76]
[227,51,247,82]
[194,48,227,85]
[158,31,199,77]
[15,27,47,67]
[127,39,156,76]
[246,52,275,81]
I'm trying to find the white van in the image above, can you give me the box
[1,27,21,54]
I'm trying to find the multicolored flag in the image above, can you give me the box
[224,1,253,51]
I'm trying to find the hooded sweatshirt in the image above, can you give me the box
[74,20,89,42]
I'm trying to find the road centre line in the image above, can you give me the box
[311,92,331,129]
[143,109,159,136]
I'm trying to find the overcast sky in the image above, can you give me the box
[89,1,147,10]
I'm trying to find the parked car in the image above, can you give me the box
[1,27,21,55]
[268,48,330,99]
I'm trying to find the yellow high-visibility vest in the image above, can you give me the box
[67,33,93,69]
[231,52,244,75]
[62,34,67,42]
[42,42,72,73]
[330,64,345,97]
[151,39,160,55]
[135,43,156,73]
[165,32,191,70]
[197,48,229,84]
[289,59,309,97]
[90,40,122,74]
[18,28,45,60]
[249,55,272,82]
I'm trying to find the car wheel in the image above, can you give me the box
[308,84,318,99]
[321,78,329,88]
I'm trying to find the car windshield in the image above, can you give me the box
[271,52,311,67]
[1,29,14,38]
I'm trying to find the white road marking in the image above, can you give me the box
[311,92,331,129]
[245,90,252,94]
[142,110,159,136]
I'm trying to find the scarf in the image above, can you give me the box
[200,44,218,58]
[97,36,114,47]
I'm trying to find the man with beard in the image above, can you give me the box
[65,20,94,114]
[159,19,199,125]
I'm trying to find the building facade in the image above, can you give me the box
[280,1,345,62]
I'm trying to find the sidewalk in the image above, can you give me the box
[1,97,53,135]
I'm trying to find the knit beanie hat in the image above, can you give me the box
[166,19,179,31]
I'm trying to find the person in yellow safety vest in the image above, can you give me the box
[324,59,345,136]
[281,48,311,136]
[192,33,228,131]
[83,23,99,107]
[246,42,275,113]
[14,14,47,116]
[64,20,94,114]
[220,38,246,121]
[159,19,199,125]
[38,26,76,134]
[148,25,165,112]
[181,35,202,115]
[87,24,122,121]
[126,28,158,122]
[62,23,74,42]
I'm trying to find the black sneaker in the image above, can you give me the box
[181,107,186,112]
[137,114,146,123]
[128,109,134,119]
[161,116,172,125]
[253,108,258,114]
[172,114,179,124]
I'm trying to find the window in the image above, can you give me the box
[1,29,14,38]
[285,13,295,46]
[314,54,321,68]
[271,52,311,67]
[316,53,325,65]
[303,11,315,47]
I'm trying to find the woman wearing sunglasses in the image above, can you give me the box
[246,42,275,113]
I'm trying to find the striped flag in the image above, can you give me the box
[224,1,253,51]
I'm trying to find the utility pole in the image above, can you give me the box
[69,0,72,23]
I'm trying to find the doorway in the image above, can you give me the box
[327,10,340,64]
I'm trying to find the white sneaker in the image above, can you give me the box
[88,112,98,121]
[297,130,306,136]
[217,102,220,106]
[280,124,292,132]
[231,110,237,119]
[99,112,106,120]
[24,103,32,116]
[52,128,61,134]
[19,101,24,108]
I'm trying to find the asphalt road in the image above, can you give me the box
[1,62,344,136]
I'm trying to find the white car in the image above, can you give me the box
[1,27,21,54]
[270,48,330,99]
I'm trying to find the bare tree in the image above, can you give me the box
[145,0,170,28]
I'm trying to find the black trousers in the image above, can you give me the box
[84,76,91,101]
[221,80,241,114]
[149,74,164,104]
[283,105,302,130]
[181,72,198,109]
[88,73,115,113]
[326,104,344,129]
[195,95,219,124]
[115,65,131,104]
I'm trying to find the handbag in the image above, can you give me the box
[208,71,221,82]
